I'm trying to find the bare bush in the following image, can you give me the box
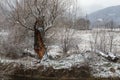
[61,28,74,55]
[60,27,83,58]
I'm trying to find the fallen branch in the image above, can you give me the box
[95,49,119,62]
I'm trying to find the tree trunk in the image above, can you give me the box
[34,17,46,60]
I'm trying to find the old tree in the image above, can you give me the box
[0,0,74,59]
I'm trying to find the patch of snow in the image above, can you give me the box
[41,53,85,69]
[108,52,116,60]
[95,49,108,57]
[24,49,36,55]
[47,45,63,59]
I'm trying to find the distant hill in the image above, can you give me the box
[88,5,120,26]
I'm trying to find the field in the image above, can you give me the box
[0,28,120,78]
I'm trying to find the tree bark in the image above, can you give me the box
[34,17,46,60]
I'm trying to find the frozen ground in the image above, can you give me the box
[1,29,120,77]
[0,49,85,70]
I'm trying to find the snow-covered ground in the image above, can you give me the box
[0,28,120,77]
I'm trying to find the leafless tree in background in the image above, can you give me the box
[90,19,120,62]
[105,20,115,52]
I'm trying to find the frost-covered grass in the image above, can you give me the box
[41,53,85,69]
[1,28,120,78]
[48,29,120,77]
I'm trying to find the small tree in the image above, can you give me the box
[105,20,115,52]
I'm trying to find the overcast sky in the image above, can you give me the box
[78,0,120,14]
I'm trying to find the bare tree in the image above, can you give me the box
[0,0,75,59]
[61,28,74,54]
[105,20,115,52]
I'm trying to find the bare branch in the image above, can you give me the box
[17,20,34,31]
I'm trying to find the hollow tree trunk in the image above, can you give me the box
[34,17,46,60]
